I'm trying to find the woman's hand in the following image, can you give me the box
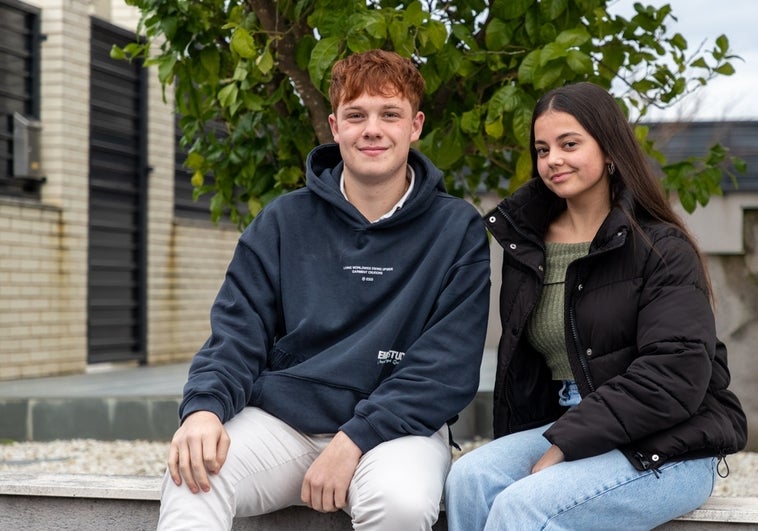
[531,444,565,474]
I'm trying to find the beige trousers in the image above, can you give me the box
[158,407,451,530]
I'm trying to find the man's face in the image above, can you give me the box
[328,91,424,186]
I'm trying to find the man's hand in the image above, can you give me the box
[301,431,363,512]
[531,444,565,474]
[167,410,231,494]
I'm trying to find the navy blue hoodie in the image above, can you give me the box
[179,144,491,452]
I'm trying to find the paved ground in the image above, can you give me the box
[0,350,498,442]
[0,347,498,399]
[0,362,191,399]
[0,362,193,442]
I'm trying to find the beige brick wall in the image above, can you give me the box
[155,221,239,364]
[0,200,78,379]
[0,0,91,380]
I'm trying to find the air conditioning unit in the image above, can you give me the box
[13,112,44,180]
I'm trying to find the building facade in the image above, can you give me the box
[0,0,238,379]
[0,0,756,448]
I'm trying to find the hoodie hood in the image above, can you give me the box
[305,143,447,226]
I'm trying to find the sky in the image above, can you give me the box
[608,0,758,121]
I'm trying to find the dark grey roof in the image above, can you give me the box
[646,121,758,192]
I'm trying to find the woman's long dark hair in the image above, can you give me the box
[529,82,713,300]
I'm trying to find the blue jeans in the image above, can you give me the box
[445,420,715,530]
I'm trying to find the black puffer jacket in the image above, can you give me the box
[485,179,747,471]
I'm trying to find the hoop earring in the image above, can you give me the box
[608,161,616,176]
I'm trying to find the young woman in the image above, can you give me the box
[444,82,747,530]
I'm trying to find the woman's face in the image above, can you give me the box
[533,109,611,206]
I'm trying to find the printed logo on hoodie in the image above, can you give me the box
[377,349,405,365]
[343,264,395,283]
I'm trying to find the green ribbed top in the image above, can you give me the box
[527,241,590,381]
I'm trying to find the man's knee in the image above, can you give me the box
[352,485,441,530]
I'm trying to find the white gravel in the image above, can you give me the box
[0,439,169,477]
[1,439,756,497]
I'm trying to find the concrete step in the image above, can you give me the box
[0,363,188,442]
[1,473,756,530]
[0,354,497,442]
[0,396,182,442]
[0,393,492,443]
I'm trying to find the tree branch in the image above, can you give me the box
[248,0,334,144]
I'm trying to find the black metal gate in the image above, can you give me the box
[87,18,147,364]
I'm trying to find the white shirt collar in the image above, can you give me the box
[340,165,415,223]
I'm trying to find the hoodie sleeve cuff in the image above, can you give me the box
[179,395,227,425]
[340,416,385,454]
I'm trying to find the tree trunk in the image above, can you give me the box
[248,0,334,145]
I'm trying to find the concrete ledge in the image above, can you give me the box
[0,393,492,443]
[1,473,757,530]
[655,496,758,529]
[0,472,161,500]
[0,473,443,530]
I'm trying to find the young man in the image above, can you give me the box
[158,49,491,530]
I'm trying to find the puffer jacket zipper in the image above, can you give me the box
[494,205,546,432]
[569,302,595,392]
[564,230,628,394]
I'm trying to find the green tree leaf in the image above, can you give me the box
[492,0,533,20]
[309,36,342,87]
[555,27,591,47]
[485,18,514,50]
[230,27,256,59]
[217,83,239,108]
[566,49,592,74]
